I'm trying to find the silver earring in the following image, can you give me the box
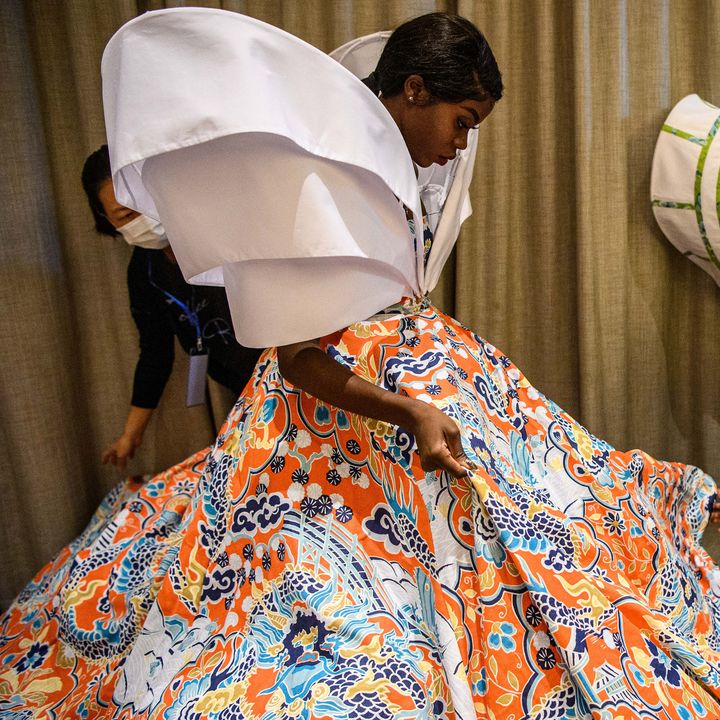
[408,96,414,103]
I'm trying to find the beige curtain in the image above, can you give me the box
[450,0,720,469]
[1,0,718,608]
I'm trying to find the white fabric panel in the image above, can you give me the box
[141,133,415,346]
[102,8,423,347]
[103,7,479,345]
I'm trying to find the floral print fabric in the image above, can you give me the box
[2,300,720,719]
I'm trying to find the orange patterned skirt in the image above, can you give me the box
[2,299,720,719]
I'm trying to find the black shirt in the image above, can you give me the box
[127,247,261,408]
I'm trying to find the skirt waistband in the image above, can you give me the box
[366,294,431,321]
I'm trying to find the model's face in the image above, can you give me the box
[403,96,495,168]
[384,76,496,168]
[97,179,140,229]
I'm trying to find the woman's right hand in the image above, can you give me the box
[101,406,154,470]
[277,341,474,480]
[407,400,473,479]
[101,433,142,469]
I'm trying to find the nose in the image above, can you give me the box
[454,132,468,151]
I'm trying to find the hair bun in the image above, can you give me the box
[362,70,380,95]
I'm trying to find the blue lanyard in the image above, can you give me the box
[147,255,203,351]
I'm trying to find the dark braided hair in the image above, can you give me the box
[365,13,502,103]
[81,144,117,236]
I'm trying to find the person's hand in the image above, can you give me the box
[407,401,474,479]
[710,493,720,526]
[102,406,154,470]
[101,432,142,470]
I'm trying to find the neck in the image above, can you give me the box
[162,246,177,263]
[379,94,403,129]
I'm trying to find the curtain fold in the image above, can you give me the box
[2,0,718,608]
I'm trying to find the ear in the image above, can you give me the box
[403,74,431,105]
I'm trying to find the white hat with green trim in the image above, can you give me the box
[651,93,720,285]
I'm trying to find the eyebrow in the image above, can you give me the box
[463,106,481,126]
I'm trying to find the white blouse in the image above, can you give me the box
[103,7,478,346]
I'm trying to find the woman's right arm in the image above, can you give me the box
[102,251,174,469]
[277,341,472,478]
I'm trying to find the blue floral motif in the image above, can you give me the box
[488,622,516,652]
[473,666,488,696]
[689,697,709,718]
[317,495,333,516]
[270,456,286,473]
[645,638,681,687]
[300,497,319,518]
[13,642,48,672]
[335,506,353,523]
[314,404,331,425]
[259,397,278,423]
[292,468,309,485]
[603,511,626,536]
[326,469,341,485]
[536,647,556,669]
[525,604,542,627]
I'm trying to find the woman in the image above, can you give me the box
[81,146,261,469]
[2,10,719,720]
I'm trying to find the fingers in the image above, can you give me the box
[709,495,720,524]
[420,438,475,479]
[445,425,477,472]
[101,444,131,469]
[412,405,477,479]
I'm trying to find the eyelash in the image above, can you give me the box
[457,119,471,130]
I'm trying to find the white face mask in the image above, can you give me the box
[117,214,170,249]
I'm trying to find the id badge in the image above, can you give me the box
[186,350,209,406]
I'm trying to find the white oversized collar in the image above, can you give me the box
[103,8,476,346]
